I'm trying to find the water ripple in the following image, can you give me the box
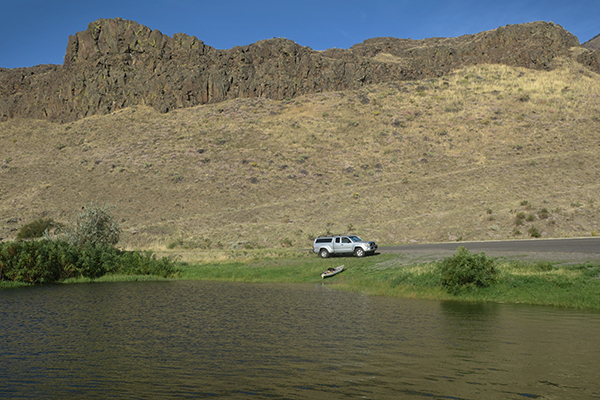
[1,281,599,399]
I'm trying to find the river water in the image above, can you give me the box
[1,281,599,399]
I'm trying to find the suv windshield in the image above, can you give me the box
[348,236,362,242]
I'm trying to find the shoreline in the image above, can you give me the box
[3,247,600,311]
[164,249,600,311]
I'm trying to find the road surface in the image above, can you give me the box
[378,237,600,265]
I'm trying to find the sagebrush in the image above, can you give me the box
[61,203,121,247]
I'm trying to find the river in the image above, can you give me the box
[1,281,599,399]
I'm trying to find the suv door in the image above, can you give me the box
[337,236,353,254]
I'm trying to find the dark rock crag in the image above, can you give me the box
[0,18,596,122]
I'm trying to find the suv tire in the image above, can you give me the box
[354,248,365,258]
[319,248,330,258]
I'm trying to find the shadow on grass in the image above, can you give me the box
[318,252,381,259]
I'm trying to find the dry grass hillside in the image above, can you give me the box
[1,56,599,250]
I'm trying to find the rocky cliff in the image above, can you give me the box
[0,18,596,122]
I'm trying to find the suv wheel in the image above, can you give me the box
[319,248,330,258]
[354,248,365,258]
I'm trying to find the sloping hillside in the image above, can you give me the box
[583,34,600,51]
[1,58,599,249]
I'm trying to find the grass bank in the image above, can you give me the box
[174,249,600,311]
[4,246,600,311]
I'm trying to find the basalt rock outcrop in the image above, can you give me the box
[0,18,596,122]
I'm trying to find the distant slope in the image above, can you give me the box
[583,33,600,50]
[0,19,587,123]
[1,61,599,249]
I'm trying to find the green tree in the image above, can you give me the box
[63,203,121,247]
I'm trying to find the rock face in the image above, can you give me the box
[0,18,594,122]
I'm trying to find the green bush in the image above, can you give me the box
[526,213,536,222]
[62,203,121,247]
[0,239,180,284]
[528,226,541,238]
[115,250,180,277]
[514,212,526,226]
[538,208,550,219]
[17,218,61,240]
[438,246,498,293]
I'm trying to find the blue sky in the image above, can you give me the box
[1,0,598,69]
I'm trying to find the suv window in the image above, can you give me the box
[315,238,332,244]
[342,237,351,244]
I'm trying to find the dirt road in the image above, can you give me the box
[379,237,600,265]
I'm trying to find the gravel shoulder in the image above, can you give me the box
[378,237,600,266]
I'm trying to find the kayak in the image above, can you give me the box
[321,265,344,279]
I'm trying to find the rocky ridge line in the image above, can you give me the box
[0,18,597,122]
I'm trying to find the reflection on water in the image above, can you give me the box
[1,281,599,399]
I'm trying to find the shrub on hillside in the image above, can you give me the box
[528,226,541,238]
[62,203,121,247]
[438,246,498,293]
[17,218,61,240]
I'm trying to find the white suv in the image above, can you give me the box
[312,235,377,258]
